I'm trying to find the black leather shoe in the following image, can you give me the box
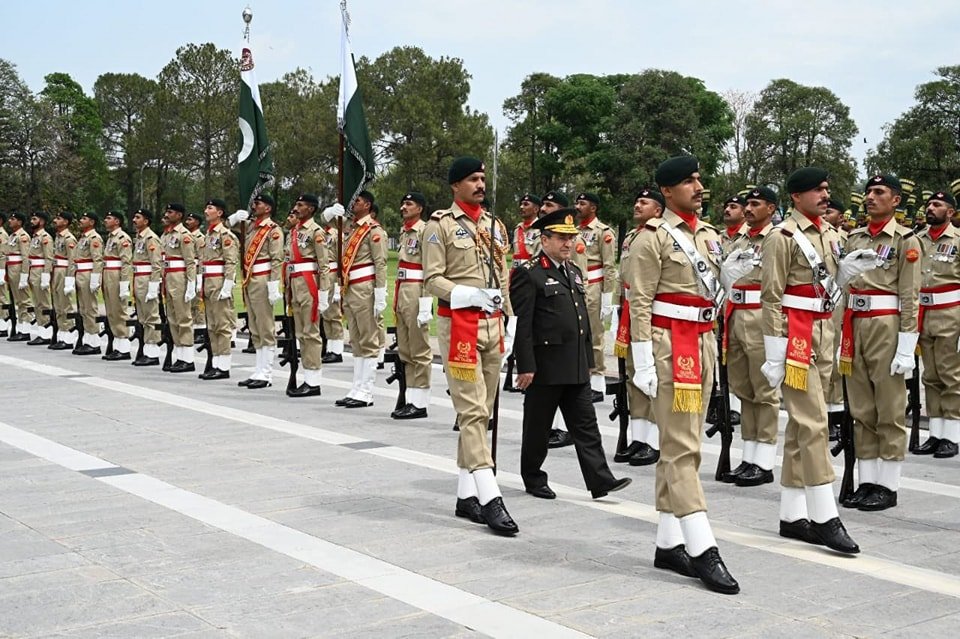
[841,483,877,509]
[779,519,824,546]
[614,441,643,463]
[914,436,942,455]
[246,380,271,389]
[199,369,229,380]
[322,352,343,364]
[0,330,7,338]
[654,545,697,578]
[721,461,750,483]
[391,404,427,420]
[133,356,159,367]
[8,333,31,342]
[162,360,172,371]
[455,497,484,524]
[689,547,740,594]
[73,344,100,355]
[591,390,604,403]
[343,397,373,408]
[479,497,519,535]
[857,485,897,511]
[103,350,131,361]
[335,397,350,406]
[237,378,253,387]
[934,439,958,459]
[547,429,573,449]
[734,464,774,487]
[811,517,860,553]
[287,383,321,398]
[169,360,195,373]
[48,341,72,350]
[27,337,51,346]
[628,444,659,466]
[242,344,256,354]
[525,484,556,500]
[591,477,632,499]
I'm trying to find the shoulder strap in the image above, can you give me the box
[791,228,839,302]
[660,221,722,304]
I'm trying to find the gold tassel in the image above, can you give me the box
[838,360,852,377]
[449,365,477,383]
[614,343,629,358]
[672,388,702,413]
[784,363,808,391]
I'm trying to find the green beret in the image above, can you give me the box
[33,211,50,223]
[358,190,375,205]
[401,191,427,208]
[206,198,227,211]
[542,191,568,206]
[786,167,829,194]
[296,193,320,207]
[80,211,98,223]
[448,156,485,184]
[519,193,541,206]
[56,211,75,223]
[865,174,902,194]
[927,190,957,208]
[11,211,28,224]
[105,210,125,224]
[636,187,664,209]
[134,208,153,221]
[655,155,699,187]
[185,211,203,223]
[724,195,746,207]
[253,192,275,207]
[166,203,185,214]
[744,186,778,205]
[576,192,600,206]
[827,199,846,213]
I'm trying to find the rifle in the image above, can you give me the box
[319,310,329,357]
[197,299,214,375]
[486,208,502,470]
[67,311,83,347]
[383,326,406,412]
[3,302,17,339]
[131,315,146,361]
[97,313,114,355]
[907,354,922,452]
[704,312,733,481]
[831,377,856,503]
[43,308,59,345]
[277,297,299,394]
[157,298,175,370]
[238,310,256,353]
[608,220,630,455]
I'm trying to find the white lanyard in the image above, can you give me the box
[790,225,840,304]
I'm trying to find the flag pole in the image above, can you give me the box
[239,6,253,253]
[337,134,344,289]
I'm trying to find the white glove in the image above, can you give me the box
[119,281,130,300]
[601,291,614,320]
[196,273,203,296]
[218,279,235,300]
[321,203,346,223]
[502,315,518,360]
[890,332,919,376]
[18,273,28,289]
[720,249,756,293]
[631,341,658,398]
[608,306,620,340]
[319,289,330,313]
[373,287,387,315]
[228,209,249,226]
[837,248,881,289]
[0,268,5,283]
[267,280,281,305]
[40,272,50,289]
[146,281,160,301]
[63,276,75,294]
[957,334,960,353]
[450,284,501,313]
[761,335,788,388]
[417,296,433,326]
[184,279,197,303]
[90,272,101,291]
[332,283,341,303]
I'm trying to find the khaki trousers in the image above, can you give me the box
[163,273,193,347]
[29,268,52,327]
[322,294,344,340]
[585,281,605,375]
[133,276,160,344]
[203,276,235,356]
[824,304,845,406]
[74,272,98,334]
[439,315,502,470]
[727,308,780,444]
[102,270,128,338]
[920,309,960,419]
[51,268,76,332]
[848,315,907,461]
[7,265,33,324]
[289,275,322,370]
[344,280,379,358]
[396,284,431,388]
[243,276,276,349]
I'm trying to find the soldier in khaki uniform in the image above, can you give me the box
[423,156,518,536]
[48,212,78,350]
[284,194,332,397]
[70,213,103,354]
[574,192,617,401]
[614,188,662,466]
[323,191,388,408]
[913,191,960,458]
[321,222,345,363]
[26,212,55,346]
[101,211,134,361]
[823,199,849,440]
[720,195,747,251]
[197,199,239,379]
[511,193,542,268]
[229,194,284,388]
[184,211,207,341]
[160,204,199,372]
[131,209,164,366]
[0,212,10,337]
[5,212,34,341]
[762,168,869,556]
[840,174,921,511]
[628,155,737,594]
[391,192,433,419]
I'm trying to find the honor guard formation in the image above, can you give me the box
[4,154,960,599]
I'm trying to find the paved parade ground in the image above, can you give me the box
[1,339,960,638]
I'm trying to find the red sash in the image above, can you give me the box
[614,283,630,358]
[513,224,532,261]
[290,225,320,322]
[438,303,502,382]
[242,220,273,287]
[341,223,371,294]
[838,288,899,376]
[651,293,713,413]
[781,284,834,390]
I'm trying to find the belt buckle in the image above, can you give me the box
[920,293,933,305]
[853,295,870,311]
[699,307,715,322]
[286,264,295,274]
[163,260,170,268]
[821,299,835,313]
[731,289,744,304]
[396,268,406,279]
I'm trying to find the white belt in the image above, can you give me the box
[848,294,899,312]
[54,258,69,268]
[729,288,761,305]
[920,289,960,306]
[586,264,603,284]
[75,262,93,272]
[133,264,152,275]
[5,256,22,265]
[396,268,424,282]
[782,294,835,313]
[327,261,339,272]
[251,261,272,275]
[203,265,225,275]
[163,259,186,269]
[651,300,716,323]
[348,264,375,282]
[103,259,121,269]
[287,262,318,274]
[29,258,45,268]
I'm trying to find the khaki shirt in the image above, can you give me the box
[29,228,55,274]
[761,211,842,337]
[159,223,197,282]
[104,228,133,282]
[423,202,512,315]
[614,225,642,306]
[579,216,617,293]
[0,227,7,271]
[844,216,921,333]
[134,228,163,283]
[917,223,960,336]
[512,220,541,262]
[285,218,332,291]
[397,218,427,303]
[341,215,388,289]
[54,229,78,272]
[721,223,747,253]
[201,222,239,284]
[626,209,722,341]
[728,222,774,288]
[244,217,284,282]
[323,224,340,289]
[5,228,30,265]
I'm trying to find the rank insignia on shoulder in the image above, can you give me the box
[427,232,440,244]
[545,277,559,286]
[539,255,550,269]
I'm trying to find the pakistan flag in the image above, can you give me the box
[237,46,274,208]
[338,11,375,207]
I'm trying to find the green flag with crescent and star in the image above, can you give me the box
[238,44,274,208]
[338,4,375,207]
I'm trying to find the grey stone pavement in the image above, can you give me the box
[1,335,959,639]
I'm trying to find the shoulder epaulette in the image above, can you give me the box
[699,220,717,231]
[896,225,914,238]
[848,227,868,236]
[430,209,452,221]
[645,218,664,231]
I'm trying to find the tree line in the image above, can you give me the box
[1,47,958,232]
